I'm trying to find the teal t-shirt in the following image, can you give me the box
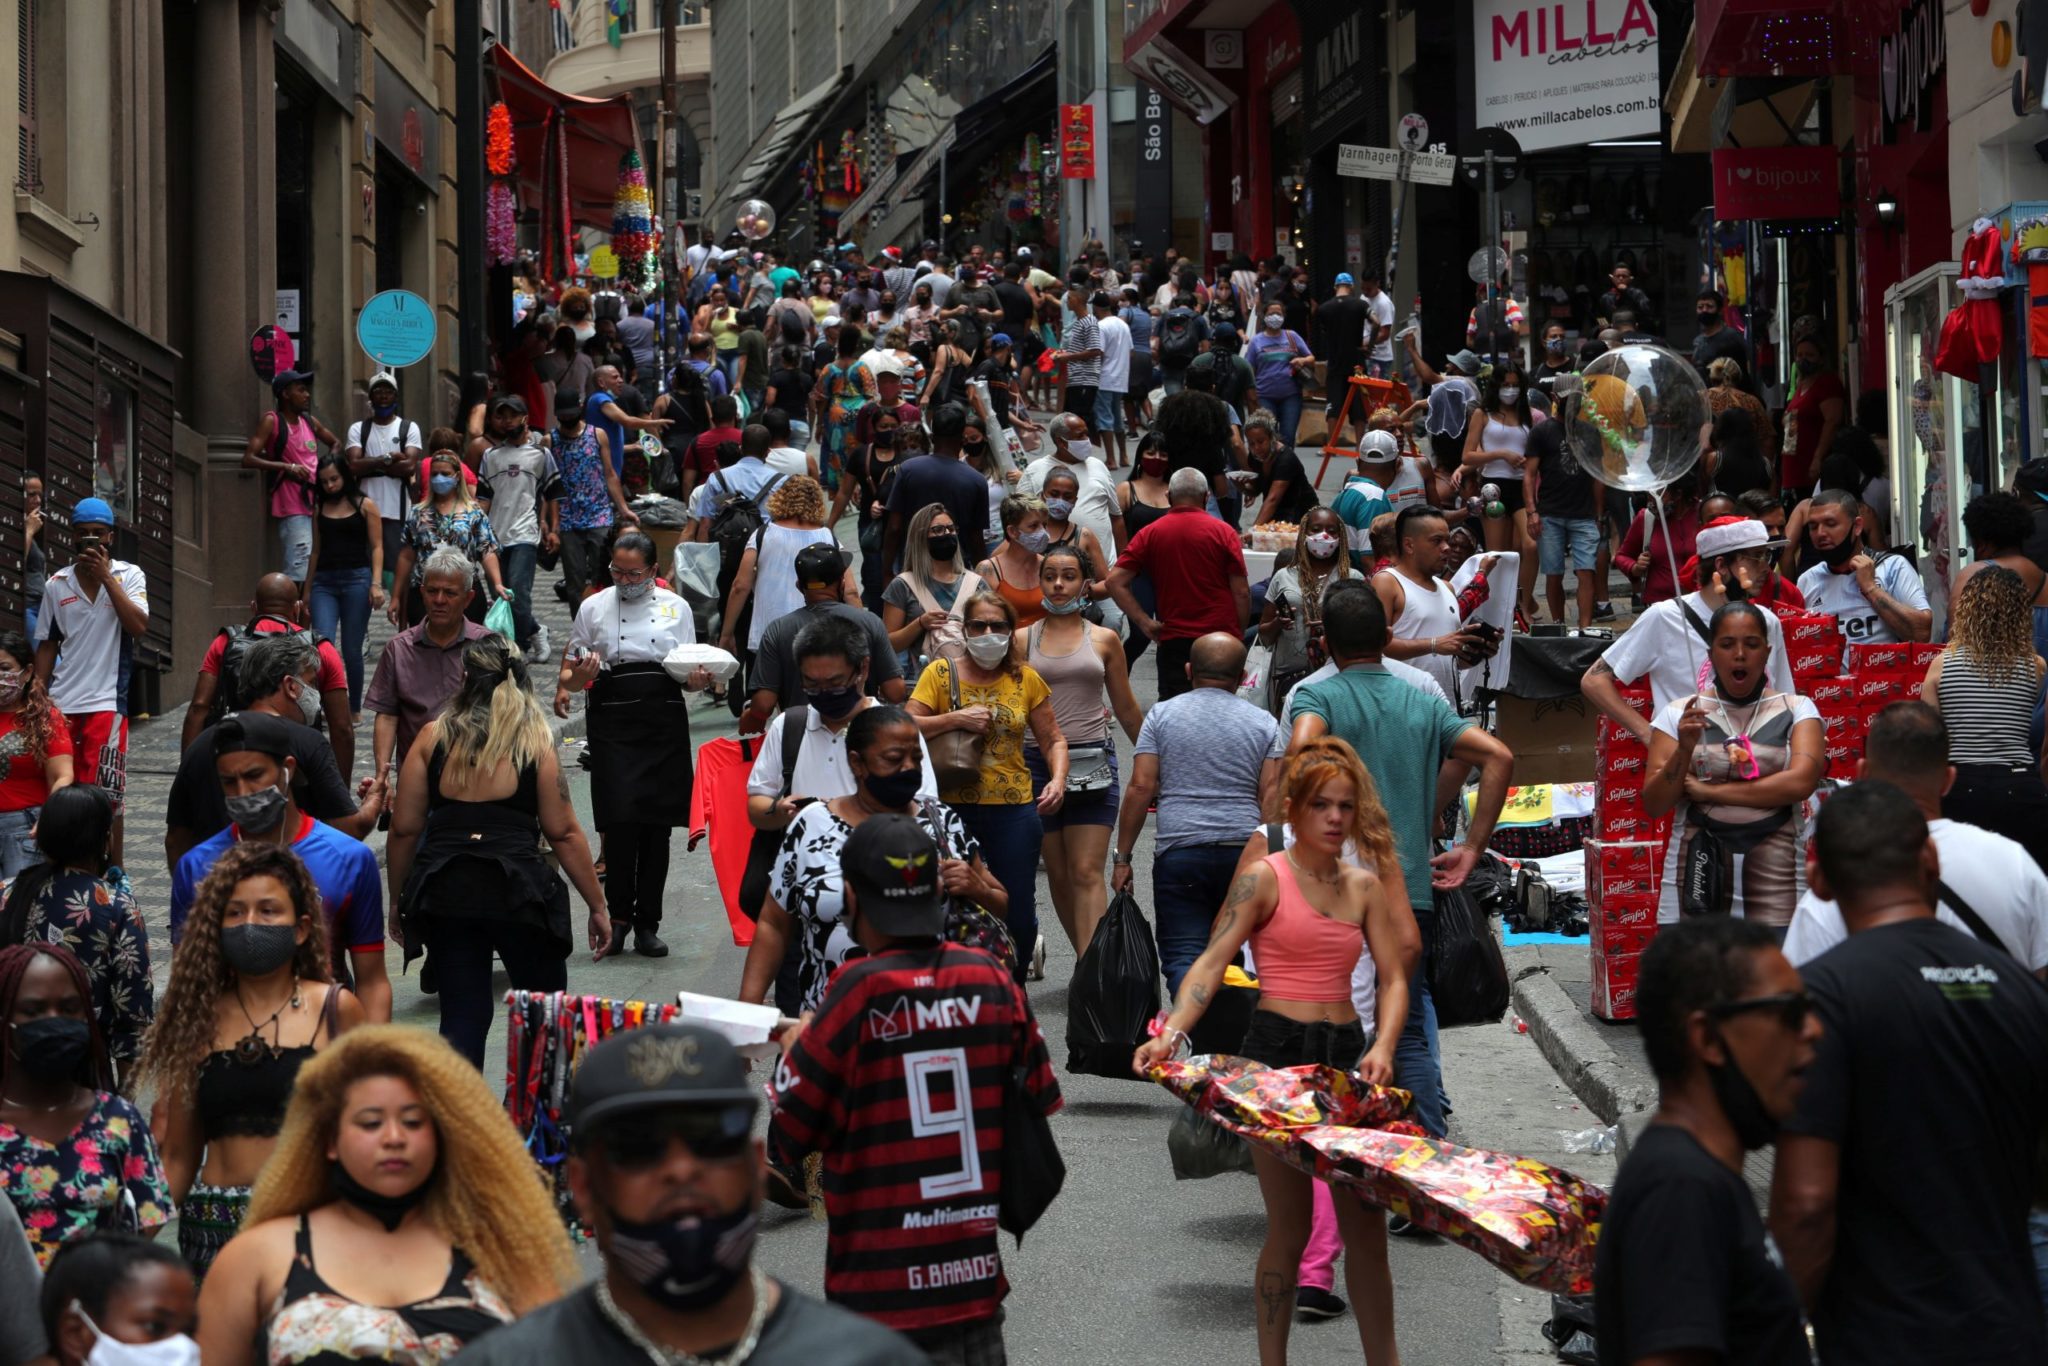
[1294,663,1472,909]
[1330,477,1394,569]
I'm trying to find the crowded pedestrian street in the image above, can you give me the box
[9,1,2048,1364]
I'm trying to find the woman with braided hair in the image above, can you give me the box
[196,1026,577,1364]
[0,941,169,1268]
[136,841,363,1279]
[389,634,609,1069]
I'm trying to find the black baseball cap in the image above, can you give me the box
[271,368,314,394]
[841,814,943,938]
[214,711,295,763]
[490,393,529,416]
[793,543,849,585]
[566,1024,758,1141]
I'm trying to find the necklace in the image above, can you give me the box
[1285,849,1342,886]
[233,976,301,1066]
[0,1087,78,1113]
[595,1267,771,1366]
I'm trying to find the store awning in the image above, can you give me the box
[707,71,850,224]
[490,44,640,227]
[949,49,1056,166]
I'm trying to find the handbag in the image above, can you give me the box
[921,799,1018,975]
[1677,806,1792,918]
[925,660,988,790]
[1065,745,1114,794]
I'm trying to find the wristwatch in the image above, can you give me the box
[1112,851,1132,866]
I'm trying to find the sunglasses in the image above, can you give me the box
[963,620,1010,636]
[596,1107,753,1169]
[1708,990,1815,1031]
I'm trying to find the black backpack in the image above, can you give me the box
[1158,307,1200,365]
[210,615,322,725]
[708,472,786,574]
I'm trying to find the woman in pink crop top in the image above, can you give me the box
[1133,737,1411,1366]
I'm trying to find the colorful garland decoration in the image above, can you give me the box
[611,149,655,287]
[486,101,515,177]
[487,182,518,265]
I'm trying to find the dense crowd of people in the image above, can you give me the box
[2,230,2047,1366]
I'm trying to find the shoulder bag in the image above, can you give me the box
[925,660,988,790]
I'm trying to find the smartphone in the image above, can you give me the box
[77,535,102,551]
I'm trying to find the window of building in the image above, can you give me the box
[14,0,36,194]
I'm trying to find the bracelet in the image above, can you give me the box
[1111,851,1132,865]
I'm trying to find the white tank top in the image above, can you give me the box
[1383,457,1428,511]
[1384,566,1463,698]
[1480,414,1529,482]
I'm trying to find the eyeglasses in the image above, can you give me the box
[597,1108,753,1169]
[1708,991,1815,1031]
[963,620,1010,636]
[610,564,653,583]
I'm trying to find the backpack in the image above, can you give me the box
[708,471,786,575]
[210,615,323,725]
[1158,307,1200,365]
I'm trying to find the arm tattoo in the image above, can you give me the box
[1188,982,1210,1008]
[1224,871,1260,909]
[1205,906,1239,947]
[555,766,572,802]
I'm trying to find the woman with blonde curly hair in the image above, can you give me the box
[1924,564,2048,869]
[195,1026,577,1364]
[1133,736,1409,1365]
[138,841,364,1279]
[718,474,851,659]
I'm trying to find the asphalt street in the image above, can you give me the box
[119,454,1619,1363]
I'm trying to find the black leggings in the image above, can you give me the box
[429,918,566,1069]
[606,822,674,929]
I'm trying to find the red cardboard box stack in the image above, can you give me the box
[1584,839,1660,1020]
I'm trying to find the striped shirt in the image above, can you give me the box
[1937,647,2039,767]
[1061,314,1104,386]
[769,945,1062,1332]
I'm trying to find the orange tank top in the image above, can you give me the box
[1249,852,1363,1004]
[987,556,1046,627]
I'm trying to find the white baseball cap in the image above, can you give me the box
[368,370,399,393]
[1357,430,1401,464]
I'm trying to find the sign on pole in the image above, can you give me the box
[1334,144,1457,187]
[355,289,436,368]
[1397,113,1430,153]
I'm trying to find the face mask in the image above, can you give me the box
[1263,314,1284,331]
[962,440,988,459]
[291,679,322,728]
[1305,532,1341,560]
[964,631,1012,667]
[330,1158,433,1232]
[1040,593,1086,615]
[429,474,458,496]
[1043,497,1075,521]
[616,577,655,602]
[1706,1038,1780,1150]
[1795,357,1820,378]
[862,765,923,809]
[806,681,863,720]
[1018,529,1052,554]
[1140,456,1168,477]
[10,1015,89,1083]
[0,670,25,707]
[1496,387,1521,405]
[1697,311,1718,324]
[1818,536,1858,569]
[219,922,301,977]
[603,1202,758,1312]
[1545,337,1566,354]
[372,402,397,420]
[72,1307,201,1366]
[873,432,896,449]
[926,533,958,561]
[224,784,289,835]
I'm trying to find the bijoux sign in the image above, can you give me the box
[1879,0,1945,144]
[1710,146,1839,221]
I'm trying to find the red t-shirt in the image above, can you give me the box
[1785,372,1846,488]
[1118,506,1250,640]
[688,425,745,478]
[770,946,1061,1332]
[0,709,71,811]
[199,619,349,696]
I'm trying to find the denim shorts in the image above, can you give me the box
[1094,388,1126,435]
[0,806,38,879]
[1026,744,1118,831]
[1239,1011,1367,1069]
[277,514,313,580]
[1539,515,1602,575]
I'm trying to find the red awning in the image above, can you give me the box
[489,44,640,227]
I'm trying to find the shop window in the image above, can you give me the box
[94,378,135,528]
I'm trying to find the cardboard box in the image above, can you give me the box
[1803,676,1856,705]
[1846,642,1911,671]
[1590,952,1640,1020]
[1586,840,1660,900]
[1790,646,1846,679]
[1597,805,1671,843]
[1617,683,1653,717]
[1597,716,1643,746]
[1494,693,1600,786]
[1589,890,1660,928]
[1594,919,1659,957]
[1780,613,1842,643]
[1906,643,1944,668]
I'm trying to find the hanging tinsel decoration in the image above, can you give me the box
[487,182,518,265]
[486,101,515,177]
[610,149,655,283]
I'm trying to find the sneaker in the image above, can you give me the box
[1295,1287,1347,1320]
[1028,934,1047,981]
[1388,1214,1433,1239]
[530,624,552,664]
[635,928,670,958]
[1592,600,1616,621]
[553,580,572,604]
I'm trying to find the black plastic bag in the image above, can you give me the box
[999,1061,1065,1241]
[1167,1104,1255,1180]
[1429,885,1510,1027]
[1066,890,1161,1079]
[1186,977,1259,1056]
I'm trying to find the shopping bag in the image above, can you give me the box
[1167,1103,1255,1179]
[999,1060,1065,1241]
[1428,886,1510,1026]
[1237,644,1273,705]
[1066,890,1161,1079]
[484,593,516,641]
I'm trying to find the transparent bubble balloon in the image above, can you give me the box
[735,199,777,242]
[1556,343,1708,493]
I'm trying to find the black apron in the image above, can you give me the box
[587,661,693,831]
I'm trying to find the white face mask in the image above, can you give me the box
[1497,387,1521,405]
[964,632,1012,667]
[72,1306,201,1366]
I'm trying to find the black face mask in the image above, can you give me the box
[330,1158,434,1232]
[1818,536,1859,569]
[10,1016,89,1083]
[1706,1037,1780,1150]
[862,765,923,810]
[604,1202,758,1312]
[962,441,988,459]
[806,682,863,720]
[927,534,958,561]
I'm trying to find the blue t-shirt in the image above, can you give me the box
[1134,687,1285,853]
[584,389,627,476]
[1244,329,1310,400]
[1294,664,1472,909]
[170,814,384,973]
